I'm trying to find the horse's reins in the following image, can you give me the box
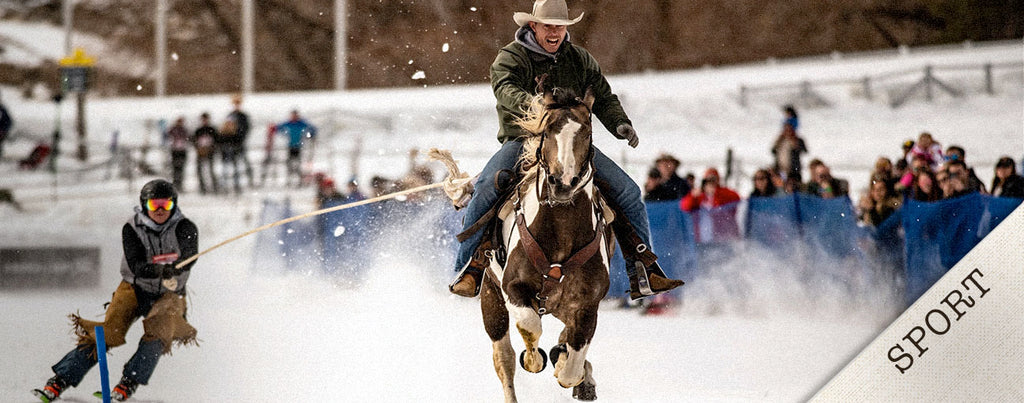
[516,97,604,315]
[513,199,606,315]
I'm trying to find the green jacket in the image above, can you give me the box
[490,33,632,143]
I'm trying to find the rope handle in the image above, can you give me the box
[176,147,471,270]
[174,181,445,269]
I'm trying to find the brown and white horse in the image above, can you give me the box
[481,86,613,402]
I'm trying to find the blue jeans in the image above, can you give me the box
[52,339,164,387]
[455,139,652,275]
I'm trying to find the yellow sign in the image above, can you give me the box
[59,48,96,67]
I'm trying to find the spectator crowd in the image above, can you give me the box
[642,105,1024,239]
[160,96,322,195]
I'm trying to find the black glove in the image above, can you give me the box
[138,264,170,279]
[617,124,639,148]
[161,265,188,279]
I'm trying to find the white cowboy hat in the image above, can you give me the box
[513,0,584,27]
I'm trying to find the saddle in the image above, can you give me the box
[456,168,655,272]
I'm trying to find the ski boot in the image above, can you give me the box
[111,376,139,401]
[628,261,684,301]
[32,375,67,402]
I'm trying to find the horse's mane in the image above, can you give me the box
[515,94,548,171]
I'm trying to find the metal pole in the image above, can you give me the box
[984,63,994,95]
[334,0,347,90]
[924,65,933,102]
[242,0,254,94]
[63,0,73,56]
[155,0,167,97]
[76,92,87,161]
[51,94,63,200]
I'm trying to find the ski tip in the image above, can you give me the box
[31,389,52,403]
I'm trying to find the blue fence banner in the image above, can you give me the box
[646,200,698,287]
[745,195,801,249]
[255,191,1021,306]
[280,200,320,271]
[795,194,862,259]
[252,199,291,273]
[321,196,374,281]
[901,193,1022,304]
[744,194,865,264]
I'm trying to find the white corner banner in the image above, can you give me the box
[812,204,1024,401]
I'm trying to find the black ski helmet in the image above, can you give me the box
[139,179,178,210]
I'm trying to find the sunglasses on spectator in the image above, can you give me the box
[145,198,175,211]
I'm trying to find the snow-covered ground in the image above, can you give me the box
[0,38,1021,402]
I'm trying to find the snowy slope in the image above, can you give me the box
[0,41,1021,402]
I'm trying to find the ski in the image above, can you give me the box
[32,389,53,403]
[93,391,165,403]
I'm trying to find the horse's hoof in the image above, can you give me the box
[573,382,597,401]
[519,348,548,373]
[550,343,568,365]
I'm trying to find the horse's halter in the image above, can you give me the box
[533,96,595,205]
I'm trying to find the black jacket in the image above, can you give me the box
[992,174,1024,198]
[645,174,691,201]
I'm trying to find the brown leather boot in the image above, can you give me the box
[450,237,497,297]
[628,261,684,300]
[449,266,483,297]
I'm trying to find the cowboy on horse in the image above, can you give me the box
[446,0,684,300]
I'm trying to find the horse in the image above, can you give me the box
[480,85,614,402]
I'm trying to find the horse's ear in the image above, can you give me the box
[582,87,595,110]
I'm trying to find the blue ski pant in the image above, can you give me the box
[52,339,164,387]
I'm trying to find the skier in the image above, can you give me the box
[446,0,683,300]
[34,179,199,402]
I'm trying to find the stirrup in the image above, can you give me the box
[449,261,483,297]
[629,261,684,301]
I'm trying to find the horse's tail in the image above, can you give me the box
[428,148,475,208]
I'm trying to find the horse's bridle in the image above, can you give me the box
[532,98,595,205]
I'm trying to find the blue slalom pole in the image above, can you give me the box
[95,326,111,403]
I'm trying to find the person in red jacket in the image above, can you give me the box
[680,168,741,243]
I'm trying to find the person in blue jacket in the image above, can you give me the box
[276,110,318,187]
